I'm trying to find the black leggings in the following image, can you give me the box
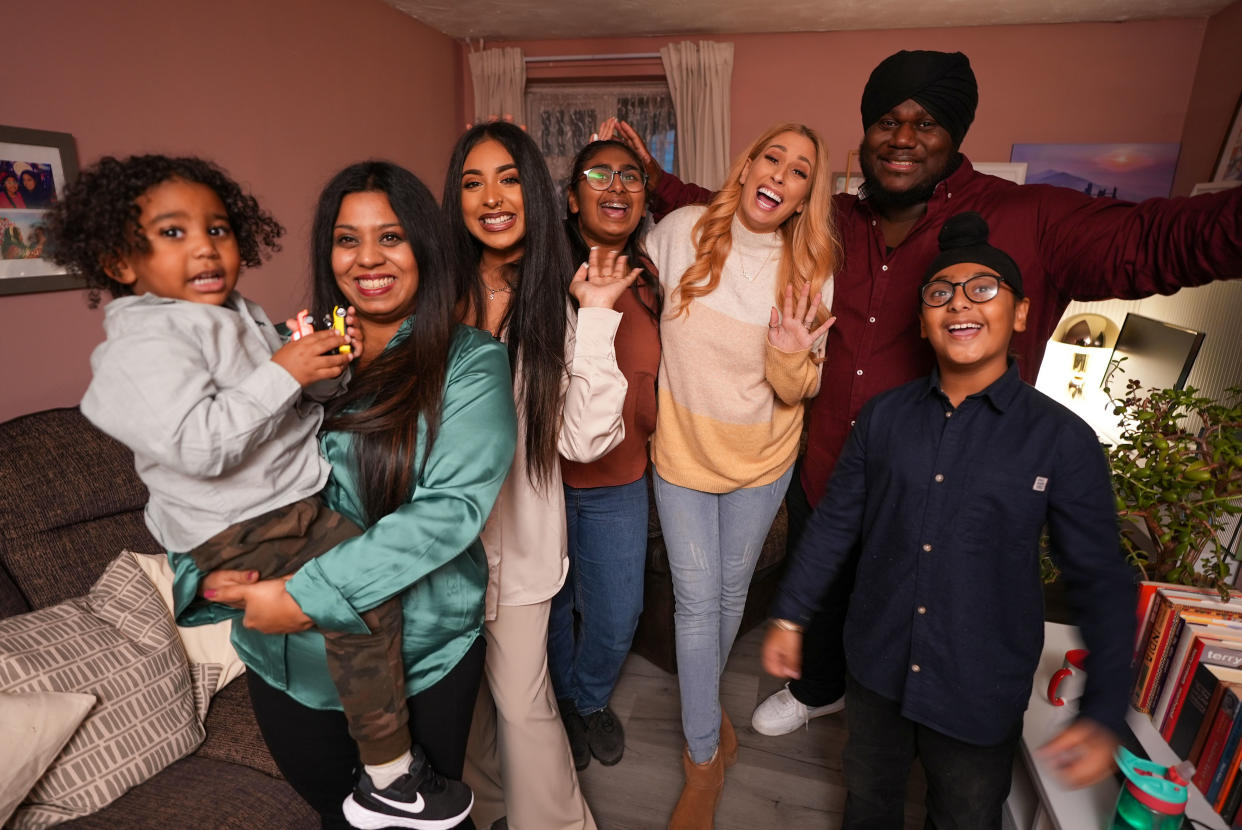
[247,635,486,830]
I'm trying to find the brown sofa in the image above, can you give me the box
[0,407,318,829]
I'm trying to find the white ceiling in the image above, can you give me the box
[383,0,1232,41]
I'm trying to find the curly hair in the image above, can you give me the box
[42,155,283,307]
[674,123,839,327]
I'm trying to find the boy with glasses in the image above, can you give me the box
[762,211,1136,829]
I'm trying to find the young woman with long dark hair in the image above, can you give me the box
[186,161,517,830]
[445,122,635,830]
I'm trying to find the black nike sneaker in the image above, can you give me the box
[343,745,474,830]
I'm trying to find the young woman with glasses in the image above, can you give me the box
[548,138,662,771]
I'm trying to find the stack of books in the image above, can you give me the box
[1132,583,1242,827]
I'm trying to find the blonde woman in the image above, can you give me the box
[644,122,840,830]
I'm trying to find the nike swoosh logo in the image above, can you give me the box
[372,791,426,814]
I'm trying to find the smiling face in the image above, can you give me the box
[569,145,646,251]
[460,138,526,261]
[20,172,37,192]
[919,261,1029,381]
[111,178,240,305]
[736,130,815,234]
[859,99,955,209]
[331,190,419,328]
[3,175,17,196]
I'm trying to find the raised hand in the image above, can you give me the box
[272,329,351,387]
[596,119,663,189]
[768,282,836,353]
[569,246,641,310]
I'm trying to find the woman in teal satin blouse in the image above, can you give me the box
[173,162,517,829]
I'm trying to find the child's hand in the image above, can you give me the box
[272,330,351,387]
[761,625,803,679]
[343,305,364,363]
[1037,718,1119,788]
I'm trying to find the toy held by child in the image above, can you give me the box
[763,211,1136,828]
[44,154,474,830]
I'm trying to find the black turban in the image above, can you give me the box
[923,212,1023,297]
[861,50,978,147]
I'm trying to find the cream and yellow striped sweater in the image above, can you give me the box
[647,206,831,493]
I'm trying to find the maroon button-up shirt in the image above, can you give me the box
[653,159,1242,503]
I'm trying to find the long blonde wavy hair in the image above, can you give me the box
[674,123,839,326]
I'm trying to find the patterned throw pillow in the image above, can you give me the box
[0,553,205,829]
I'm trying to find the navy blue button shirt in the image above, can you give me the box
[772,361,1136,745]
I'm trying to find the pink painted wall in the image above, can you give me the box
[1173,0,1242,193]
[473,18,1206,193]
[2,0,461,422]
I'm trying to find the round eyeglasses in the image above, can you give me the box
[920,274,1011,308]
[580,166,646,193]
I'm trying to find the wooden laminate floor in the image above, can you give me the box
[577,625,928,829]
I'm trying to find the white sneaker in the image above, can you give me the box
[750,683,845,736]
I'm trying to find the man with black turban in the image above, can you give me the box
[601,44,1241,793]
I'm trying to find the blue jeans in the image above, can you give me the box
[547,475,649,715]
[653,466,793,763]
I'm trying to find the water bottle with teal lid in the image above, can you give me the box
[1110,746,1190,829]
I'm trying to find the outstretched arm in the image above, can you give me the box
[1044,185,1242,301]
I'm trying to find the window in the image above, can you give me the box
[525,82,676,196]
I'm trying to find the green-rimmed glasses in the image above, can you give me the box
[580,166,646,192]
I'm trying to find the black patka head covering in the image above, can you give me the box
[923,212,1024,297]
[861,50,979,147]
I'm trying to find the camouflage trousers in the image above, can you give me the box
[189,496,410,764]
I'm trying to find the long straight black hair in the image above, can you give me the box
[443,122,571,489]
[311,161,456,525]
[563,139,661,321]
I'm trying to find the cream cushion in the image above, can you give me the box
[123,550,246,691]
[0,691,96,826]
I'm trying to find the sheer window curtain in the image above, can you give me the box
[468,47,526,124]
[660,41,734,191]
[526,83,677,196]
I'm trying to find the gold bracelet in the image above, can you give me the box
[770,618,804,633]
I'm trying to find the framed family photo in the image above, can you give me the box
[1213,94,1242,184]
[0,125,83,296]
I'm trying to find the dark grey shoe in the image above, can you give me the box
[585,706,625,766]
[558,698,591,771]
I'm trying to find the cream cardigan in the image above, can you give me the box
[478,305,626,617]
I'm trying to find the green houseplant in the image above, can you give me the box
[1106,379,1242,598]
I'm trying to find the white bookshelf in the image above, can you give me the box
[1006,622,1229,830]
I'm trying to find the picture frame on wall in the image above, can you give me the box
[1213,93,1242,183]
[0,125,83,296]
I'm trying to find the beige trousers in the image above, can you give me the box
[464,599,597,830]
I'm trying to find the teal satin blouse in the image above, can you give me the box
[172,322,516,709]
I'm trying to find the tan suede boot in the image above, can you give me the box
[668,746,724,830]
[720,710,738,768]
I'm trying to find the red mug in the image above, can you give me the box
[1047,648,1089,706]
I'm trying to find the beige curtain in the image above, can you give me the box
[468,47,526,124]
[660,41,734,190]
